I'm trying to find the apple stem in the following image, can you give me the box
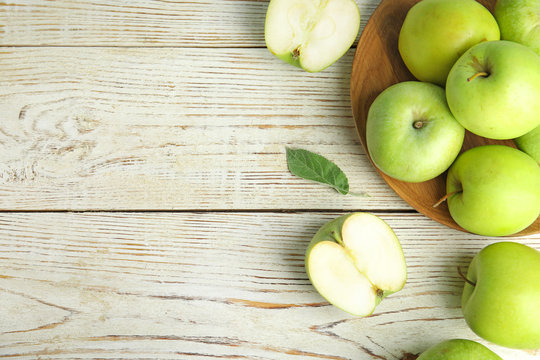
[457,266,476,287]
[467,71,489,82]
[432,191,459,208]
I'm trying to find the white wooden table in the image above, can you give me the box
[0,1,538,359]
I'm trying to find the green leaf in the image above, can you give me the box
[286,148,350,195]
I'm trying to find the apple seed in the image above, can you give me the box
[292,47,301,60]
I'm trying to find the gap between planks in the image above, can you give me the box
[0,208,420,214]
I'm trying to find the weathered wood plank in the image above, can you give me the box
[0,0,378,47]
[0,212,538,359]
[0,47,407,211]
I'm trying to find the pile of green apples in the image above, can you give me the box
[367,0,540,237]
[264,0,540,358]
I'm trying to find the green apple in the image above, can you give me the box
[462,242,540,349]
[445,145,540,236]
[515,124,540,163]
[264,0,360,72]
[366,81,465,183]
[398,0,500,86]
[305,213,407,316]
[408,339,502,360]
[446,40,540,140]
[495,0,540,56]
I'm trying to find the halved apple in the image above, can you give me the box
[306,213,407,316]
[264,0,360,72]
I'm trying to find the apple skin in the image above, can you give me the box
[305,213,407,316]
[446,145,540,237]
[414,339,502,360]
[398,0,500,86]
[366,81,464,183]
[446,40,540,140]
[495,0,540,56]
[462,242,540,349]
[264,0,360,72]
[515,124,540,164]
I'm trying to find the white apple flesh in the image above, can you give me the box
[265,0,360,72]
[306,213,407,316]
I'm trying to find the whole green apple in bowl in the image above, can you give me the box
[366,81,465,183]
[403,339,502,360]
[305,213,407,316]
[495,0,540,56]
[515,124,540,163]
[398,0,500,86]
[265,0,360,72]
[446,40,540,140]
[445,145,540,236]
[461,242,540,349]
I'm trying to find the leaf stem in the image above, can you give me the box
[348,191,370,197]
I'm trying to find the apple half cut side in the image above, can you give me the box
[264,0,360,72]
[306,213,407,316]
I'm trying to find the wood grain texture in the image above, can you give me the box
[0,0,378,47]
[1,1,539,359]
[0,46,408,211]
[1,212,538,359]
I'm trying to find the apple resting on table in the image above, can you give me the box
[407,339,502,360]
[495,0,540,56]
[445,145,540,237]
[366,81,465,183]
[446,40,540,140]
[398,0,500,86]
[265,0,360,72]
[305,213,407,316]
[462,242,540,350]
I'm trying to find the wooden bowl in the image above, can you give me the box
[350,0,539,236]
